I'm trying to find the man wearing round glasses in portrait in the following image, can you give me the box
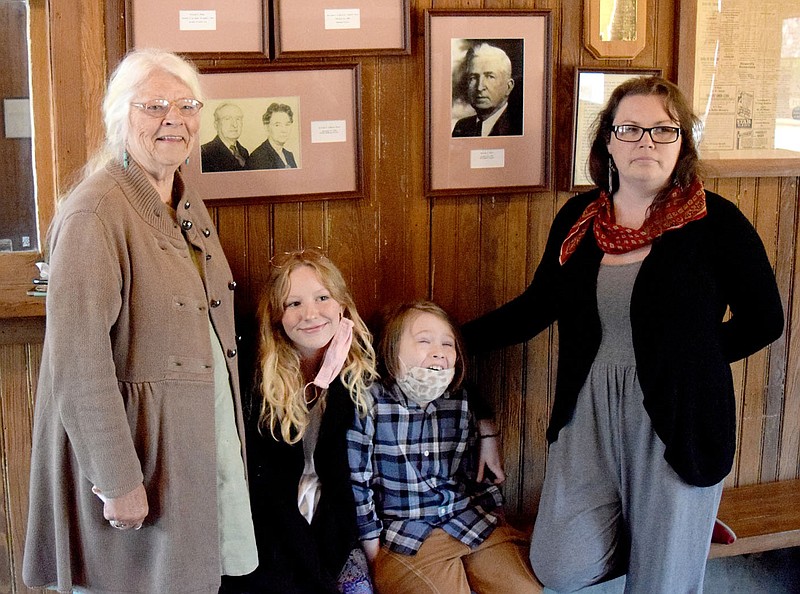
[201,102,250,173]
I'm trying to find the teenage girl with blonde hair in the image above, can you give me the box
[229,248,377,594]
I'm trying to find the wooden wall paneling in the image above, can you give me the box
[779,178,800,481]
[767,178,800,481]
[758,177,793,483]
[215,205,249,316]
[0,347,14,594]
[735,178,769,485]
[272,203,303,253]
[499,343,526,516]
[519,192,558,515]
[556,0,582,192]
[430,195,481,322]
[452,197,483,320]
[430,198,460,315]
[49,0,107,193]
[243,203,273,318]
[520,331,552,516]
[470,194,527,513]
[369,49,429,314]
[0,343,43,594]
[328,198,380,322]
[498,196,530,515]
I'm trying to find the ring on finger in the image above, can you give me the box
[110,520,128,529]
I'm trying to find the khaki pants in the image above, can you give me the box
[373,524,542,594]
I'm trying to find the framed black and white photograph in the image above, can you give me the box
[425,10,552,195]
[182,64,363,203]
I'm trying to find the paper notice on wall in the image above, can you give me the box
[311,120,347,143]
[470,148,505,169]
[180,10,217,31]
[324,9,360,30]
[4,98,31,138]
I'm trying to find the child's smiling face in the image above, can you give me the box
[398,311,457,372]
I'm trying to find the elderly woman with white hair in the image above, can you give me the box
[23,49,257,594]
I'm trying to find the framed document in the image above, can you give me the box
[273,0,410,58]
[425,10,552,195]
[677,0,800,177]
[183,64,363,203]
[127,0,269,62]
[583,0,647,59]
[569,68,660,190]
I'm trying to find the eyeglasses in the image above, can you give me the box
[131,98,204,118]
[269,247,327,268]
[611,125,681,144]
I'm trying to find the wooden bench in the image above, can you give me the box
[709,479,800,559]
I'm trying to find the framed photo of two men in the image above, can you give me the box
[182,64,363,203]
[425,10,553,195]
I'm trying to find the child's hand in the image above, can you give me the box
[477,420,506,484]
[362,538,380,563]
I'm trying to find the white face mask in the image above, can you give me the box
[396,363,455,407]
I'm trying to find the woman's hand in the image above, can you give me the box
[100,483,148,530]
[477,419,506,484]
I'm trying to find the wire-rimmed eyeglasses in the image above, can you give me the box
[131,98,204,118]
[611,125,681,144]
[269,247,327,268]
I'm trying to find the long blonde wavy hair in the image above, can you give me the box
[256,249,377,443]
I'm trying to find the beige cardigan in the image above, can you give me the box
[23,161,246,593]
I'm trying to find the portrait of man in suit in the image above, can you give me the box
[451,41,524,138]
[246,103,299,170]
[200,102,250,172]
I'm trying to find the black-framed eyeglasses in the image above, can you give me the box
[131,98,204,118]
[611,125,681,144]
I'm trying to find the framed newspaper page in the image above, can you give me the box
[677,0,800,177]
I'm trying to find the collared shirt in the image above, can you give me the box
[347,382,503,555]
[480,102,509,136]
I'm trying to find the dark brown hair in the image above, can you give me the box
[588,76,703,209]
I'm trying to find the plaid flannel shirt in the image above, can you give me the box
[347,382,503,555]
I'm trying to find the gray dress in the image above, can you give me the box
[530,261,723,594]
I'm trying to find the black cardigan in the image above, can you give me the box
[240,379,359,594]
[462,190,784,487]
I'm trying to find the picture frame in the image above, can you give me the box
[126,0,270,63]
[272,0,410,59]
[182,63,363,203]
[677,0,800,177]
[425,10,552,196]
[583,0,647,60]
[569,67,661,191]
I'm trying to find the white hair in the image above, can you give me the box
[470,43,512,78]
[84,48,203,177]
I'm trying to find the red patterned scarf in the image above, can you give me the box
[559,179,707,265]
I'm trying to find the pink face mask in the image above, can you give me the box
[311,316,354,389]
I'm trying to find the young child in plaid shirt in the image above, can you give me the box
[347,301,542,594]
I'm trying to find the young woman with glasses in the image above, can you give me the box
[461,76,784,592]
